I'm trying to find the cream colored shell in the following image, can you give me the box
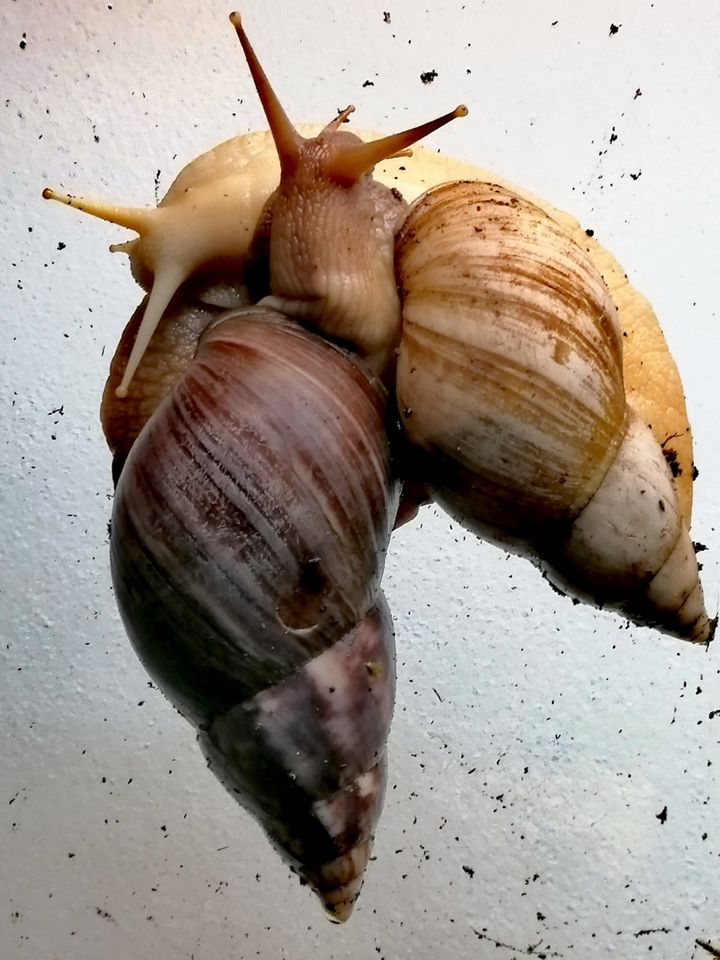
[380,160,705,640]
[371,140,694,523]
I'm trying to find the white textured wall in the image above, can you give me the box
[2,1,719,958]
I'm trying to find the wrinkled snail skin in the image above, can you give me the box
[111,307,399,919]
[227,12,467,376]
[259,133,409,373]
[396,180,711,642]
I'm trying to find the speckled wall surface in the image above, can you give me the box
[2,1,719,958]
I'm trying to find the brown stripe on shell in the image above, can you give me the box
[396,181,624,394]
[396,180,627,532]
[400,272,623,403]
[112,308,398,725]
[399,319,624,529]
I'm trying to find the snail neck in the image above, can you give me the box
[263,133,407,375]
[228,11,466,374]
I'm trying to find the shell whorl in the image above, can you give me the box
[111,307,399,916]
[396,180,627,537]
[100,294,230,476]
[200,599,395,922]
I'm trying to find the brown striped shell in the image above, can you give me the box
[111,306,399,920]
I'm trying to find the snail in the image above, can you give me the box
[111,305,400,922]
[42,10,713,921]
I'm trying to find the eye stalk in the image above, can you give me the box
[41,187,184,399]
[229,11,303,175]
[323,104,468,186]
[229,10,468,185]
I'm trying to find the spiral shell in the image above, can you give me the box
[111,307,399,919]
[396,180,711,641]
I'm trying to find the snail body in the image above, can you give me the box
[41,10,713,922]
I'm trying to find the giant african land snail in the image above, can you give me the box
[112,307,399,920]
[43,11,713,921]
